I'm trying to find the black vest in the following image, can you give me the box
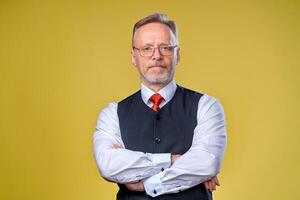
[116,85,212,200]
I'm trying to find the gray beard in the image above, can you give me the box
[141,67,175,85]
[142,73,171,85]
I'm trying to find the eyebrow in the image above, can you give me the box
[142,42,172,46]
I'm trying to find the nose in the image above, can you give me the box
[152,47,162,60]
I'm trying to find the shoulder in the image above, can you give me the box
[100,90,141,112]
[177,85,204,97]
[117,90,141,113]
[197,93,226,121]
[177,85,203,99]
[176,85,204,104]
[178,85,222,107]
[177,85,225,116]
[97,102,118,121]
[97,90,141,121]
[118,90,141,105]
[198,94,224,110]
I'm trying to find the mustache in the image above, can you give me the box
[147,61,167,68]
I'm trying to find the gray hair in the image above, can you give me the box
[132,13,178,47]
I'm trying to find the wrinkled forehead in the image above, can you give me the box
[133,22,177,46]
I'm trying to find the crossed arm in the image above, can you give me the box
[112,144,220,193]
[93,95,227,197]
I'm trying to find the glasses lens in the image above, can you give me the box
[141,46,154,56]
[159,46,174,56]
[139,45,176,56]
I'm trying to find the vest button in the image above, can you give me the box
[156,115,160,120]
[155,138,161,143]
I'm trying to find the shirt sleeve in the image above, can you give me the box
[143,94,227,197]
[93,102,171,184]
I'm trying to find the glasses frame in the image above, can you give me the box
[132,45,178,57]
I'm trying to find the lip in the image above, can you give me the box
[149,65,166,69]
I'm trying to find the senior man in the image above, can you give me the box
[93,13,227,200]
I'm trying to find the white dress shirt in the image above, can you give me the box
[93,80,227,197]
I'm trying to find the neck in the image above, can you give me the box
[142,80,172,92]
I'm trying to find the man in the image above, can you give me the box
[93,13,227,199]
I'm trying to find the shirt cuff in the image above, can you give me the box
[143,173,164,197]
[149,153,171,171]
[143,172,188,197]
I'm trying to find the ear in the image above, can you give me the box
[176,47,180,65]
[131,49,137,67]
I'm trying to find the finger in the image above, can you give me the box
[128,183,137,191]
[210,179,216,190]
[127,182,143,192]
[125,183,132,190]
[209,181,213,192]
[211,180,216,191]
[206,181,211,192]
[215,177,220,186]
[204,181,209,190]
[212,181,216,191]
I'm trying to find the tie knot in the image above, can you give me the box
[149,93,164,112]
[149,93,164,104]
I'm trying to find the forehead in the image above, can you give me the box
[134,22,175,46]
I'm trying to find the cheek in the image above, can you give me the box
[139,58,151,68]
[165,57,175,68]
[135,58,148,72]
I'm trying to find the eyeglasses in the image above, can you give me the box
[133,45,178,57]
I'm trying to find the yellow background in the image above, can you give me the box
[0,0,299,199]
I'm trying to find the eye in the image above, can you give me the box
[161,46,172,51]
[142,46,153,52]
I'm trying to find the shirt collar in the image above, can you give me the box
[141,80,177,105]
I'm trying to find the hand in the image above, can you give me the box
[171,154,181,164]
[204,176,220,192]
[125,181,145,192]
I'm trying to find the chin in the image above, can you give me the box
[145,75,170,84]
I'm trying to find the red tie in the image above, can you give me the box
[149,93,164,112]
